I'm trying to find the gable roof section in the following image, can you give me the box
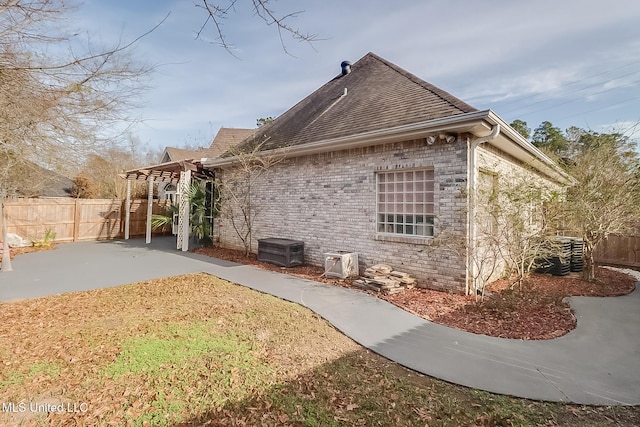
[162,147,206,163]
[160,127,256,163]
[208,127,256,158]
[232,52,477,153]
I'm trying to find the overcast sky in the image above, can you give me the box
[73,0,640,152]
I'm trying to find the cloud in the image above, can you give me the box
[65,0,640,151]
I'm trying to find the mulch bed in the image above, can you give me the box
[0,244,56,261]
[195,246,637,340]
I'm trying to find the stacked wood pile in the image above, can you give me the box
[353,264,416,295]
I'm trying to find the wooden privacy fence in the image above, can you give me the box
[2,198,639,267]
[593,231,640,269]
[0,198,172,243]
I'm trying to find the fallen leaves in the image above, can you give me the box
[1,271,639,426]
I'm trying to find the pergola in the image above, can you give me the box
[120,159,213,251]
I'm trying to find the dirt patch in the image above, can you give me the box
[194,246,636,340]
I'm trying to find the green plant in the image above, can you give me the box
[1,362,61,388]
[151,203,179,231]
[32,228,56,248]
[187,181,211,241]
[151,181,212,243]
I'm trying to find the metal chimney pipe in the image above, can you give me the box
[341,61,352,75]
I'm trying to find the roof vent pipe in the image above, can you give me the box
[341,61,352,75]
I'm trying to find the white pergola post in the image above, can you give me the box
[124,179,131,240]
[146,177,154,244]
[177,170,191,252]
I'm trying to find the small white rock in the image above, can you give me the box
[603,266,640,281]
[7,233,31,248]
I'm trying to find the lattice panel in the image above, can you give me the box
[176,171,191,250]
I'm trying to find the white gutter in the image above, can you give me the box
[203,109,572,187]
[483,111,573,186]
[202,110,495,168]
[466,124,500,295]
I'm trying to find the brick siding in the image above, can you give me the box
[215,138,563,293]
[216,138,469,292]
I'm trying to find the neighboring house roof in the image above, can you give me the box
[231,52,477,153]
[208,127,256,158]
[160,127,256,163]
[41,170,74,197]
[0,154,73,197]
[161,147,204,163]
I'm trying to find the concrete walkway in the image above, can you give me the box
[1,237,639,406]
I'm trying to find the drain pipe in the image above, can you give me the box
[466,124,500,295]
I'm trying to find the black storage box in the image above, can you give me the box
[570,238,584,272]
[258,238,304,267]
[536,238,572,276]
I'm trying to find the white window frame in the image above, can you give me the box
[376,168,435,238]
[162,184,177,204]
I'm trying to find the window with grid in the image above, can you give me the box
[377,169,435,237]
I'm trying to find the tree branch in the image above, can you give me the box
[196,0,320,56]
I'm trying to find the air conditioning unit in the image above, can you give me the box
[258,238,305,267]
[324,251,359,278]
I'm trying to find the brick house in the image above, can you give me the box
[203,52,572,294]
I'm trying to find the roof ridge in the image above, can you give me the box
[166,146,207,152]
[363,52,476,113]
[218,126,256,131]
[226,52,478,155]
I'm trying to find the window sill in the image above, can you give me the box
[374,233,432,245]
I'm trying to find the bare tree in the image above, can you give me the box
[215,141,283,256]
[195,0,320,55]
[70,173,99,199]
[427,226,501,300]
[80,141,153,199]
[0,0,155,271]
[437,169,564,297]
[493,173,563,290]
[564,134,640,281]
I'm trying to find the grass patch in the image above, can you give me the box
[100,322,274,425]
[103,322,255,379]
[1,273,639,426]
[1,362,61,389]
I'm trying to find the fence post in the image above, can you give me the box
[146,178,154,244]
[124,179,131,240]
[73,199,81,242]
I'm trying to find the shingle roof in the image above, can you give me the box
[161,127,256,163]
[162,147,208,162]
[233,52,477,154]
[208,127,256,158]
[0,156,73,197]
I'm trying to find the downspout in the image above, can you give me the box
[466,124,500,295]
